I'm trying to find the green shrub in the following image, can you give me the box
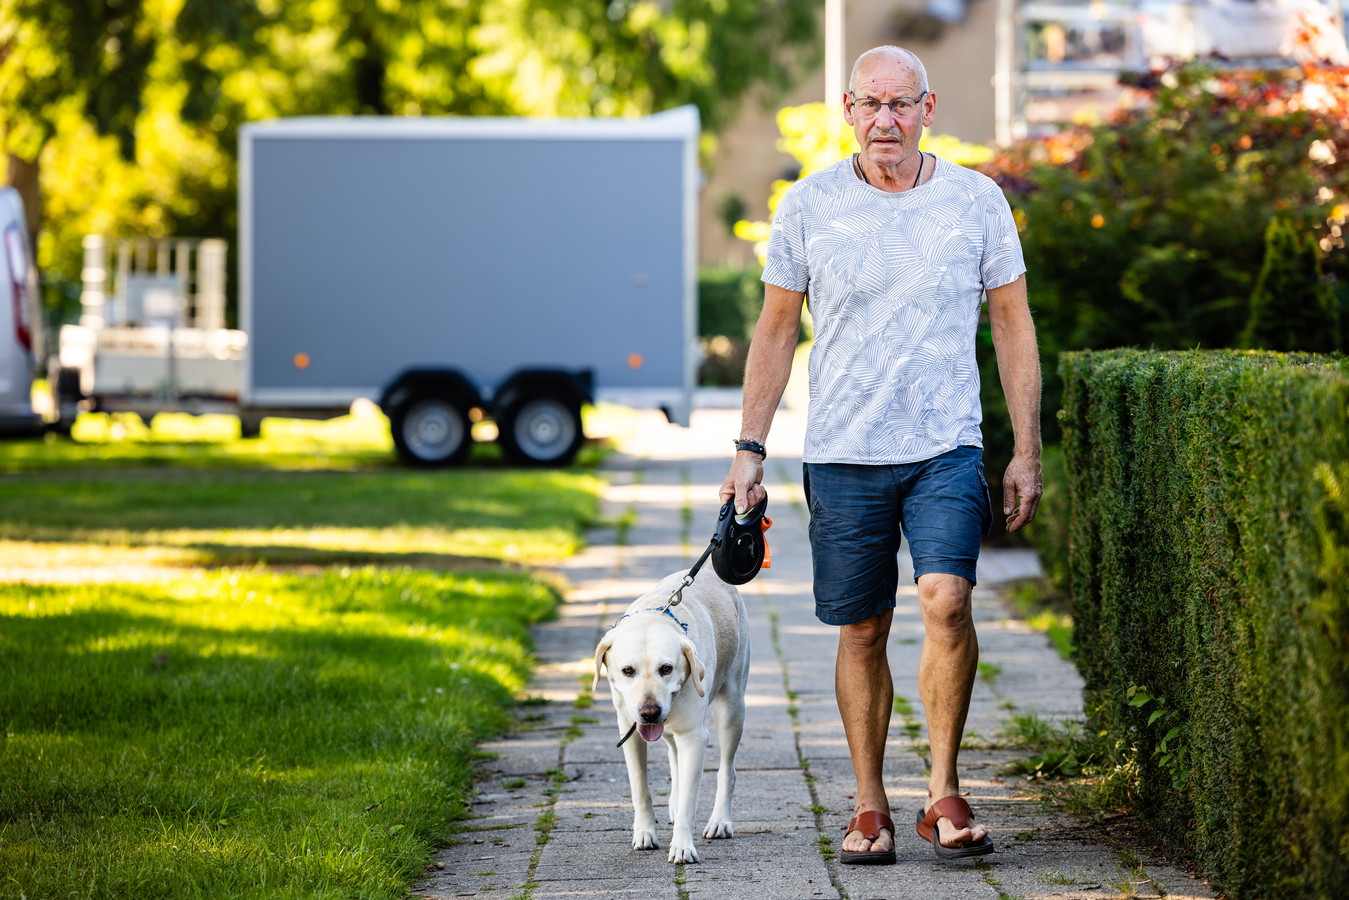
[698,265,764,341]
[1021,443,1068,590]
[981,62,1349,447]
[1242,217,1342,353]
[993,61,1349,582]
[1061,349,1349,899]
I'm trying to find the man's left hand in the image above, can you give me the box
[1002,454,1042,532]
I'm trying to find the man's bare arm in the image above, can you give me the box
[986,274,1042,532]
[720,283,806,513]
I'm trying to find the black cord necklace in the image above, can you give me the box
[854,151,925,189]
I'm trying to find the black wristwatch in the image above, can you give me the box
[734,438,767,459]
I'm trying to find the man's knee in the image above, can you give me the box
[917,575,973,633]
[839,611,893,654]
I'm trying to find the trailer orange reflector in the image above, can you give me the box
[293,352,310,369]
[628,353,643,369]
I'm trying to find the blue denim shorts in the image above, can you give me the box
[803,447,992,626]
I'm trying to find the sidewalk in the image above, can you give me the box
[418,407,1217,900]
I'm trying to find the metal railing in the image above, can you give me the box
[80,235,228,331]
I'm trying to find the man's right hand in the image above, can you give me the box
[720,451,766,515]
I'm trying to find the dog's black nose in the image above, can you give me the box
[639,702,661,723]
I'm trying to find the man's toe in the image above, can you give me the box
[844,827,894,853]
[937,817,983,847]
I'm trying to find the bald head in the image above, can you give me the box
[848,46,929,95]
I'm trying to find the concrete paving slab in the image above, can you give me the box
[417,406,1217,900]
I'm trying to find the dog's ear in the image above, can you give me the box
[680,638,706,698]
[593,632,614,692]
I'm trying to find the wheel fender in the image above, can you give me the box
[491,369,593,418]
[380,369,483,416]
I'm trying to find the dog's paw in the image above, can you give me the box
[703,818,734,839]
[667,842,700,864]
[632,829,659,851]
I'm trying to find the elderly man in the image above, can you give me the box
[720,45,1041,863]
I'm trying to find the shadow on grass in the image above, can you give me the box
[0,569,559,897]
[0,466,603,540]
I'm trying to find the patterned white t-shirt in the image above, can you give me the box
[763,155,1026,465]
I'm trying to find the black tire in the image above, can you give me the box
[54,366,83,402]
[389,392,473,467]
[49,366,83,436]
[238,414,264,439]
[497,391,584,467]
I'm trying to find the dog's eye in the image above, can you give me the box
[621,666,636,677]
[659,664,674,676]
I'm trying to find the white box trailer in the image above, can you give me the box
[54,108,700,466]
[240,107,701,465]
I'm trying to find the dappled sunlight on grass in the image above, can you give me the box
[7,409,395,472]
[0,465,602,570]
[3,523,584,566]
[0,411,605,896]
[0,568,559,896]
[4,403,616,474]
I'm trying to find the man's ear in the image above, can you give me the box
[680,638,706,698]
[593,633,614,692]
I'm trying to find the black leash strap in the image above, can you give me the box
[685,537,718,582]
[662,533,719,612]
[616,722,637,747]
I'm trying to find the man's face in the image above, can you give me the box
[843,53,936,170]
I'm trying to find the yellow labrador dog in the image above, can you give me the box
[593,570,750,863]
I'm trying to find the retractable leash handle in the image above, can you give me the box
[663,493,772,611]
[711,494,772,585]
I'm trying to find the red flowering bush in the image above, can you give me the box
[978,61,1348,440]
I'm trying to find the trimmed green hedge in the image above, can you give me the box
[1061,349,1349,899]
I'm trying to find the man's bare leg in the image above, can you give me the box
[837,609,895,855]
[917,573,989,847]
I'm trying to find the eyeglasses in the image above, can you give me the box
[848,92,928,117]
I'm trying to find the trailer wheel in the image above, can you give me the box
[390,393,472,467]
[497,391,584,467]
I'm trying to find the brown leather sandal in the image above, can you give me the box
[916,796,994,859]
[840,810,897,865]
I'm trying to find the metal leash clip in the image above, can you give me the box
[661,572,696,612]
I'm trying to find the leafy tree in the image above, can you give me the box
[4,0,820,323]
[0,0,270,223]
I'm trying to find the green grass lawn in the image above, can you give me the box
[0,412,604,898]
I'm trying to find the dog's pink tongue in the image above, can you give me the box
[637,723,664,742]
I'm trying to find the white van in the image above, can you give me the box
[0,187,43,435]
